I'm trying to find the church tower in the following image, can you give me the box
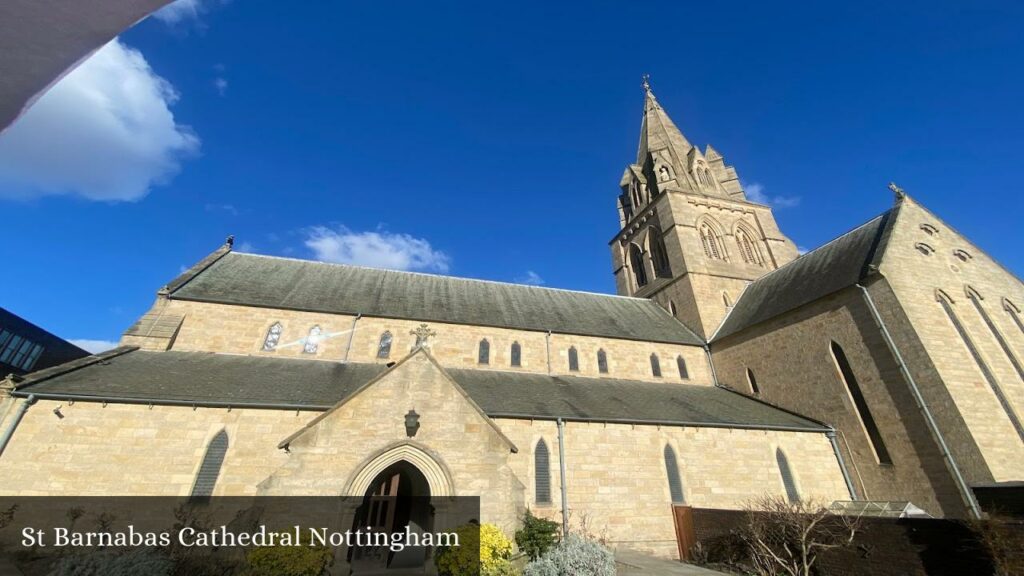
[610,79,799,338]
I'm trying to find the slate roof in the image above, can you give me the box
[712,208,897,342]
[167,252,703,345]
[12,349,826,431]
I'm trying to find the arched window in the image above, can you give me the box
[535,439,552,504]
[377,331,393,359]
[669,300,678,318]
[568,346,579,372]
[699,221,724,260]
[651,353,662,377]
[677,356,689,379]
[649,229,671,278]
[629,243,648,288]
[664,445,685,504]
[478,339,490,365]
[262,322,282,351]
[511,341,522,367]
[735,227,762,266]
[746,368,759,394]
[831,341,891,464]
[303,326,322,354]
[191,429,228,498]
[597,349,608,374]
[776,448,800,503]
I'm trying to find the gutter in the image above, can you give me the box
[488,413,828,434]
[0,394,35,459]
[703,344,719,386]
[856,283,982,519]
[8,391,328,412]
[556,418,569,537]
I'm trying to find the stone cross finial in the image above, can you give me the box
[642,74,651,92]
[888,182,906,200]
[410,323,436,348]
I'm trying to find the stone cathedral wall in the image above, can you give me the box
[126,299,713,385]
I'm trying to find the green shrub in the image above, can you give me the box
[243,537,332,576]
[515,511,560,561]
[48,548,174,576]
[522,533,614,576]
[436,523,514,576]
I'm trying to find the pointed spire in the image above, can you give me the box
[637,76,692,167]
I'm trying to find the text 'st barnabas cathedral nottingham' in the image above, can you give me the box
[2,81,1023,561]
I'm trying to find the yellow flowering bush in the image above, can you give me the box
[435,522,514,576]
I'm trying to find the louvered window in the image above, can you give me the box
[650,353,661,377]
[478,339,490,365]
[776,448,800,503]
[377,331,393,359]
[664,445,685,503]
[510,341,521,367]
[568,347,579,372]
[262,322,282,351]
[597,349,608,374]
[535,439,551,504]
[191,430,229,498]
[630,244,648,288]
[677,356,689,379]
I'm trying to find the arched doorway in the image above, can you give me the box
[350,460,434,572]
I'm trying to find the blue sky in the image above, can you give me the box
[1,1,1023,351]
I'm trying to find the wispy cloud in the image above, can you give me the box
[304,226,450,273]
[0,39,199,202]
[516,271,545,285]
[70,339,119,354]
[151,0,206,25]
[743,182,800,209]
[797,245,809,255]
[214,77,228,97]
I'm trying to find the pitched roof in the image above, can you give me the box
[712,206,897,341]
[12,350,826,431]
[167,252,703,345]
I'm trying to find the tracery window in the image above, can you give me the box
[377,331,393,359]
[649,230,671,278]
[262,322,283,351]
[699,222,724,260]
[630,243,648,288]
[735,227,763,266]
[303,326,322,354]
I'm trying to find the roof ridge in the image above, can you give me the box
[231,251,658,302]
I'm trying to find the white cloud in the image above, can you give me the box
[744,182,800,209]
[214,77,228,96]
[70,339,119,354]
[305,226,451,273]
[0,39,199,201]
[516,271,545,285]
[237,241,254,252]
[797,246,809,255]
[151,0,204,24]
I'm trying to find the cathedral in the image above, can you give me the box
[1,81,1022,565]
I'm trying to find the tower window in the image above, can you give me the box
[478,339,490,365]
[377,331,393,359]
[191,429,229,498]
[735,227,763,266]
[303,326,322,354]
[699,222,724,260]
[511,341,522,367]
[776,448,800,503]
[568,346,579,372]
[535,439,552,504]
[664,445,685,504]
[651,353,662,377]
[831,341,892,464]
[649,229,672,278]
[746,368,759,394]
[629,243,648,288]
[262,322,283,351]
[677,356,689,379]
[597,349,608,374]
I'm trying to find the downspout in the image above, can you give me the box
[826,428,859,500]
[342,313,362,363]
[556,418,569,537]
[702,344,719,386]
[856,283,982,518]
[0,394,35,459]
[545,331,552,375]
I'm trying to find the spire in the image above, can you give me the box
[637,76,692,166]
